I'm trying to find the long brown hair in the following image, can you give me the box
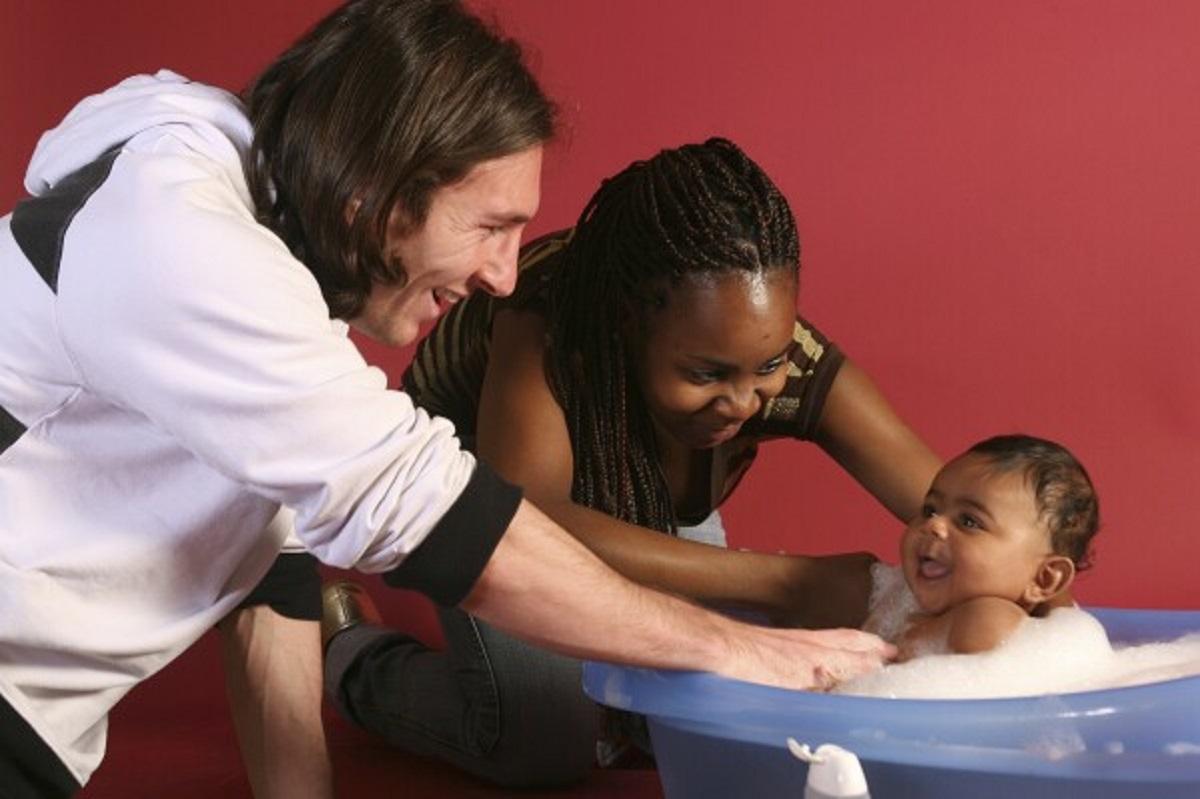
[243,0,555,319]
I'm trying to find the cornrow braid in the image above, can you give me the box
[545,138,800,532]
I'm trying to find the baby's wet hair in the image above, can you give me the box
[968,434,1100,570]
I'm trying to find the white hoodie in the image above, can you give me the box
[0,71,503,783]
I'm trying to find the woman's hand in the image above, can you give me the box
[767,551,877,630]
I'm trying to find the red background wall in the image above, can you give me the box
[4,1,1197,609]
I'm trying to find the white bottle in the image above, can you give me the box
[787,738,871,799]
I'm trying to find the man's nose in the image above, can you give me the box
[473,234,520,297]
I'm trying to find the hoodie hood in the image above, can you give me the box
[26,70,253,196]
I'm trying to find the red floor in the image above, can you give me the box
[77,577,663,798]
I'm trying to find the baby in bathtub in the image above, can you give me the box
[863,433,1100,661]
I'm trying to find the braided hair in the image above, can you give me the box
[545,138,799,532]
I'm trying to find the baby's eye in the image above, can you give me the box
[688,370,721,385]
[958,514,982,530]
[921,503,937,518]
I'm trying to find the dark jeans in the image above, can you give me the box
[0,692,80,799]
[325,605,603,788]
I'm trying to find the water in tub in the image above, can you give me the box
[835,563,1200,700]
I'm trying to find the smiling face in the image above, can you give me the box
[631,268,797,450]
[901,453,1060,615]
[349,145,543,347]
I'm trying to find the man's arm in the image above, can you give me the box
[218,608,332,799]
[462,499,893,690]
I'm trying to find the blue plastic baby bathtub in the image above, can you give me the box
[582,608,1200,798]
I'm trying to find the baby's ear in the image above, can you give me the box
[1022,555,1076,606]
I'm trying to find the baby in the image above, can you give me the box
[864,434,1100,661]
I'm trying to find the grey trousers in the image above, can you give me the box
[325,512,726,788]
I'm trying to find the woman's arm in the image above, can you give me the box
[474,309,870,628]
[813,358,942,524]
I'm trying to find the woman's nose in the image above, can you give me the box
[723,385,762,421]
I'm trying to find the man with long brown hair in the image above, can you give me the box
[0,2,892,796]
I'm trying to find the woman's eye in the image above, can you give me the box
[756,358,787,376]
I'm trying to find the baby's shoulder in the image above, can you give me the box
[945,596,1028,654]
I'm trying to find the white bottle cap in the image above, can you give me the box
[789,738,870,798]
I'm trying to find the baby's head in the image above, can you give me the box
[901,434,1100,616]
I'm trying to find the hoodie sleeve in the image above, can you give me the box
[51,134,515,582]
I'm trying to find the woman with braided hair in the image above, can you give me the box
[321,137,939,786]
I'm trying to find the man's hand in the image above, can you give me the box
[715,622,895,691]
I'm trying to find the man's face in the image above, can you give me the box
[350,145,543,347]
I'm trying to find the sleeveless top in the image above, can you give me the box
[402,229,846,523]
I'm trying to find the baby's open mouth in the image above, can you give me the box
[918,556,950,579]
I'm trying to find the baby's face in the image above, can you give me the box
[901,453,1053,615]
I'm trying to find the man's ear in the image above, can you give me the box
[1022,555,1076,607]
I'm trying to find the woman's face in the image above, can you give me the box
[633,269,797,450]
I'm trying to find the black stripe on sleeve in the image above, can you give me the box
[10,147,122,293]
[383,461,522,607]
[0,405,26,456]
[235,553,322,621]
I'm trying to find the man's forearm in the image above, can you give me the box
[461,500,729,669]
[218,607,333,799]
[461,500,892,690]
